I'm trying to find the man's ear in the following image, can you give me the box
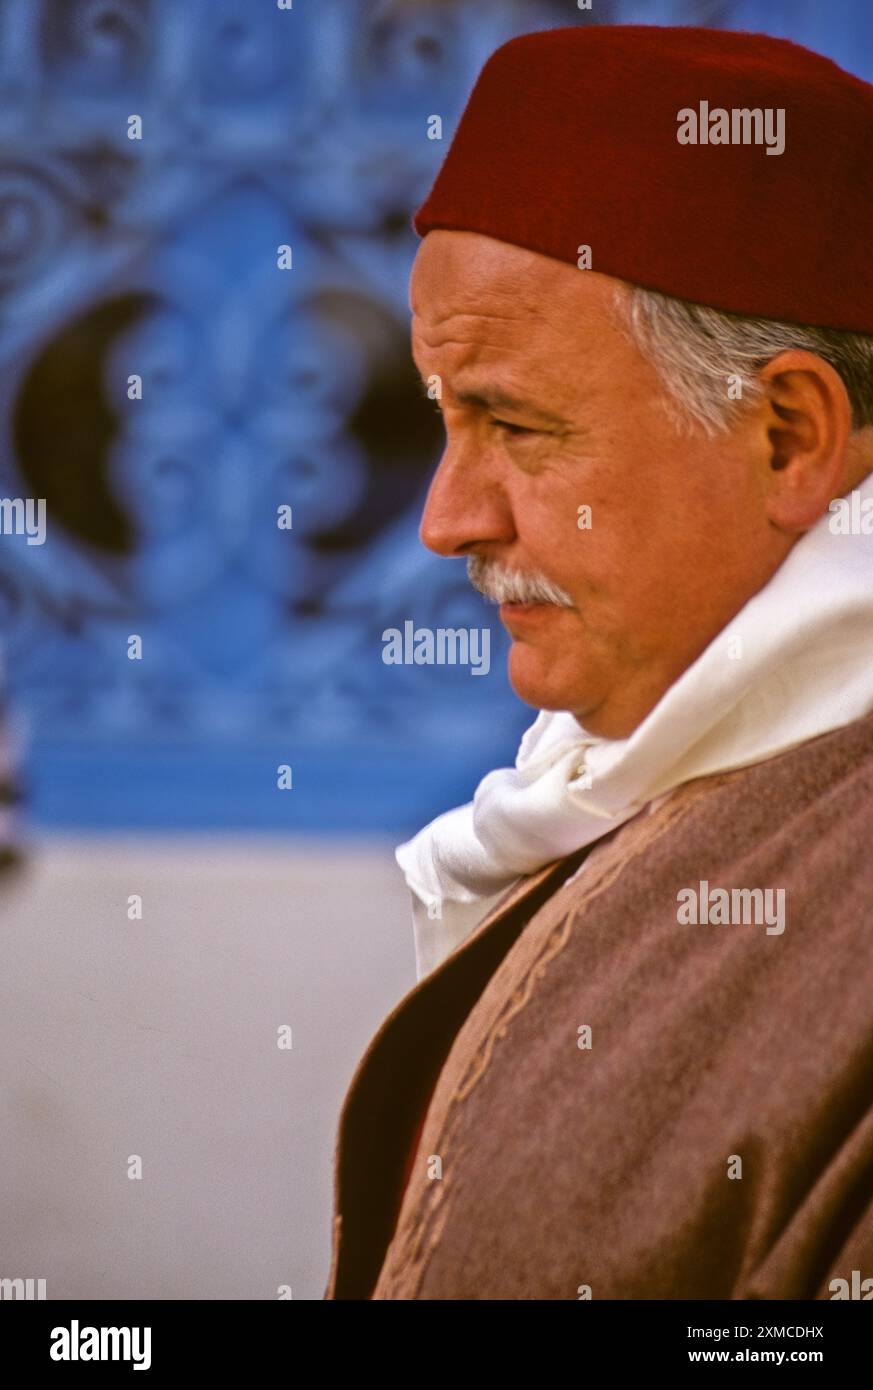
[758,349,852,533]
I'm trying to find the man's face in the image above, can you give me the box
[410,230,792,739]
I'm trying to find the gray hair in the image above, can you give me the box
[615,283,873,439]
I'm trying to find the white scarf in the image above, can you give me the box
[397,473,873,979]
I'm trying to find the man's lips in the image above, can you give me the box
[499,600,565,622]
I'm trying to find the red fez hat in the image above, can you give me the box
[413,25,873,334]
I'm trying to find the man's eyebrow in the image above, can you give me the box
[416,374,568,426]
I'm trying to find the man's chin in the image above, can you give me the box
[506,643,595,718]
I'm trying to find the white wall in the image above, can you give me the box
[0,836,415,1300]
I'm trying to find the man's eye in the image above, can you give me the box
[492,418,533,436]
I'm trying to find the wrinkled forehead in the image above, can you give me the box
[410,230,625,361]
[411,230,565,321]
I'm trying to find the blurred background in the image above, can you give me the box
[1,0,871,1301]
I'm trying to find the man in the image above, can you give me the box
[326,25,873,1299]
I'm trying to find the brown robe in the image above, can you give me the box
[325,709,873,1299]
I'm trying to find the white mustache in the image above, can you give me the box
[467,556,575,607]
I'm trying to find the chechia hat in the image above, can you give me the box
[412,25,873,333]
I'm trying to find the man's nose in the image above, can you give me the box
[419,442,514,557]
